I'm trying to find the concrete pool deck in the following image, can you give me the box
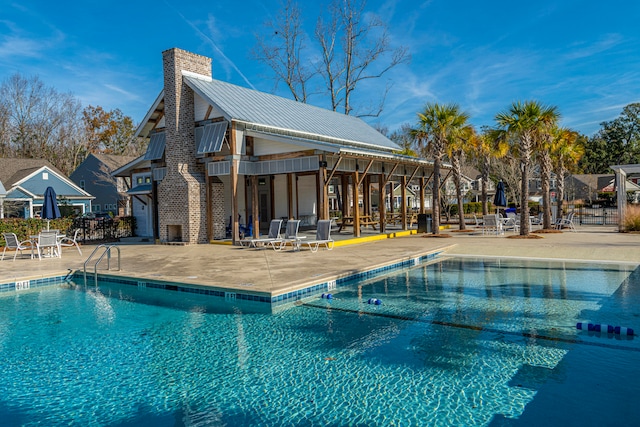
[2,225,640,297]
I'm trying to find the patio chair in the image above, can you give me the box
[268,219,302,251]
[503,212,519,233]
[59,229,82,255]
[239,219,283,248]
[300,220,334,252]
[555,211,577,232]
[531,212,543,229]
[35,232,61,260]
[1,232,33,261]
[482,214,503,236]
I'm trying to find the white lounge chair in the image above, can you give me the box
[555,211,577,232]
[269,220,302,251]
[531,212,543,229]
[482,214,503,235]
[1,232,33,261]
[503,212,519,233]
[240,219,283,248]
[300,220,334,252]
[59,229,82,255]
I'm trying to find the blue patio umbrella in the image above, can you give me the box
[41,186,61,230]
[493,181,507,210]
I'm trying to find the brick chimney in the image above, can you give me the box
[157,48,211,244]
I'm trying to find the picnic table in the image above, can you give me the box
[337,215,378,232]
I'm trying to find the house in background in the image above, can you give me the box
[70,153,137,217]
[0,158,94,218]
[565,174,614,202]
[461,166,496,204]
[112,157,153,239]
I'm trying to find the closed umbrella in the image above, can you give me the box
[493,181,507,212]
[41,186,61,231]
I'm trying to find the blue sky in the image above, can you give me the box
[1,0,638,137]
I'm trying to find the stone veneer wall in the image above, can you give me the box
[211,179,226,240]
[158,48,211,244]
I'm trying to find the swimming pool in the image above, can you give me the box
[1,257,639,426]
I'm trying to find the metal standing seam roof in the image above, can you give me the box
[183,74,401,153]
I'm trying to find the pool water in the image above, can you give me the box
[1,257,639,426]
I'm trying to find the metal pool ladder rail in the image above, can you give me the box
[83,244,121,285]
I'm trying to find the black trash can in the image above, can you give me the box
[418,213,432,233]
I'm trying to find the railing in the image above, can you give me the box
[83,244,121,285]
[72,217,134,244]
[575,206,618,225]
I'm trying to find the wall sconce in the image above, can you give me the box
[319,161,328,168]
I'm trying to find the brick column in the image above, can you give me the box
[158,48,212,244]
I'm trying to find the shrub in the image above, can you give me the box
[624,206,640,232]
[0,218,74,243]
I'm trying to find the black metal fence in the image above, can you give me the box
[71,217,135,243]
[575,206,618,225]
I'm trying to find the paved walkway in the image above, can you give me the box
[2,225,639,297]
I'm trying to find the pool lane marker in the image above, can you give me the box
[301,302,639,353]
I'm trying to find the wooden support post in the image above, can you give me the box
[230,165,239,244]
[420,175,426,214]
[401,175,408,230]
[295,174,299,219]
[363,175,371,216]
[251,175,259,238]
[379,174,386,233]
[341,174,350,217]
[287,173,293,220]
[318,160,328,220]
[353,170,361,237]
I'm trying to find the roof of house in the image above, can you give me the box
[0,158,93,199]
[136,71,401,155]
[0,158,64,187]
[182,73,399,153]
[90,153,139,171]
[569,174,613,191]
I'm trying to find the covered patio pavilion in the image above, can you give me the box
[127,48,451,245]
[611,163,640,231]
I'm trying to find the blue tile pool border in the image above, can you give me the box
[3,250,444,306]
[0,272,74,293]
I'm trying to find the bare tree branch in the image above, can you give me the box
[252,0,316,102]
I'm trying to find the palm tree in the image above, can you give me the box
[412,103,470,234]
[468,127,509,215]
[495,101,559,236]
[447,125,475,230]
[537,121,561,230]
[552,128,585,217]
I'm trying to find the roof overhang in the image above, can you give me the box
[135,91,165,139]
[112,156,151,178]
[239,121,396,154]
[127,183,152,195]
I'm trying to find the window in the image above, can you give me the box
[137,177,143,185]
[145,176,151,184]
[42,172,49,180]
[92,205,100,213]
